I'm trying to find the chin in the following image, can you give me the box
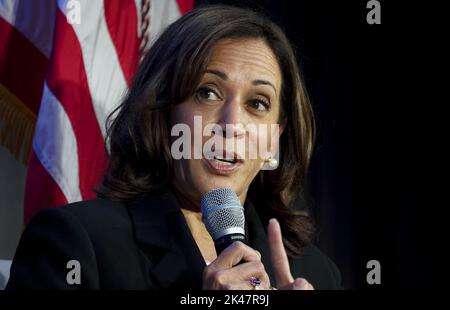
[187,161,250,198]
[196,175,242,194]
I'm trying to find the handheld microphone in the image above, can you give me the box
[200,188,246,254]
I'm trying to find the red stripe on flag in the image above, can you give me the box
[0,17,48,115]
[104,0,139,86]
[45,9,107,200]
[176,0,194,15]
[24,150,68,224]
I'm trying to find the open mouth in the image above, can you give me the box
[212,155,239,165]
[203,151,243,174]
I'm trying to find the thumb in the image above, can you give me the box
[291,278,314,290]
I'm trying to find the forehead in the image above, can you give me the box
[206,38,282,90]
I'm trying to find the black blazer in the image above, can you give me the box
[6,188,342,290]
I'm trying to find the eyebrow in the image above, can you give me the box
[205,69,277,95]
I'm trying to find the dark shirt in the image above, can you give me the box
[6,188,342,289]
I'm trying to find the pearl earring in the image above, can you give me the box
[264,157,278,168]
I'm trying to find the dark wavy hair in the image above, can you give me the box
[96,5,316,258]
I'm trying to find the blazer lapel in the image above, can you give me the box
[127,188,205,289]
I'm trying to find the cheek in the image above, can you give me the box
[171,100,216,132]
[246,123,280,160]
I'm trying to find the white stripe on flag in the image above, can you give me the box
[57,0,129,138]
[134,0,143,38]
[148,0,182,46]
[33,83,82,203]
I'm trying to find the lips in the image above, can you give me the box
[213,156,237,164]
[203,150,244,175]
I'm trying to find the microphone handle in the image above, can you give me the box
[215,233,246,254]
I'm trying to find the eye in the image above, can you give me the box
[248,98,270,112]
[195,86,221,102]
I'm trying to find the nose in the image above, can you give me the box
[217,98,246,138]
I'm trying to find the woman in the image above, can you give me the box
[6,5,341,290]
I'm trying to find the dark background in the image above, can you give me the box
[196,0,438,289]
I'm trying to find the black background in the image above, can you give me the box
[195,0,439,289]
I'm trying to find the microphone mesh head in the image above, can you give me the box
[201,188,245,240]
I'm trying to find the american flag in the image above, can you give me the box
[0,0,193,224]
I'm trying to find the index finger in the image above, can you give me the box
[268,218,294,287]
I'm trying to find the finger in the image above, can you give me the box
[211,241,261,269]
[306,280,315,290]
[230,261,271,289]
[215,280,268,290]
[267,218,294,287]
[292,278,314,290]
[223,280,270,290]
[204,262,269,290]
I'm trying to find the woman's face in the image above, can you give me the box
[170,38,283,207]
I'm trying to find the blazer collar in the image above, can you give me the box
[127,187,275,289]
[127,187,177,249]
[127,187,205,289]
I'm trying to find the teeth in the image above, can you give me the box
[216,157,232,161]
[213,159,233,165]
